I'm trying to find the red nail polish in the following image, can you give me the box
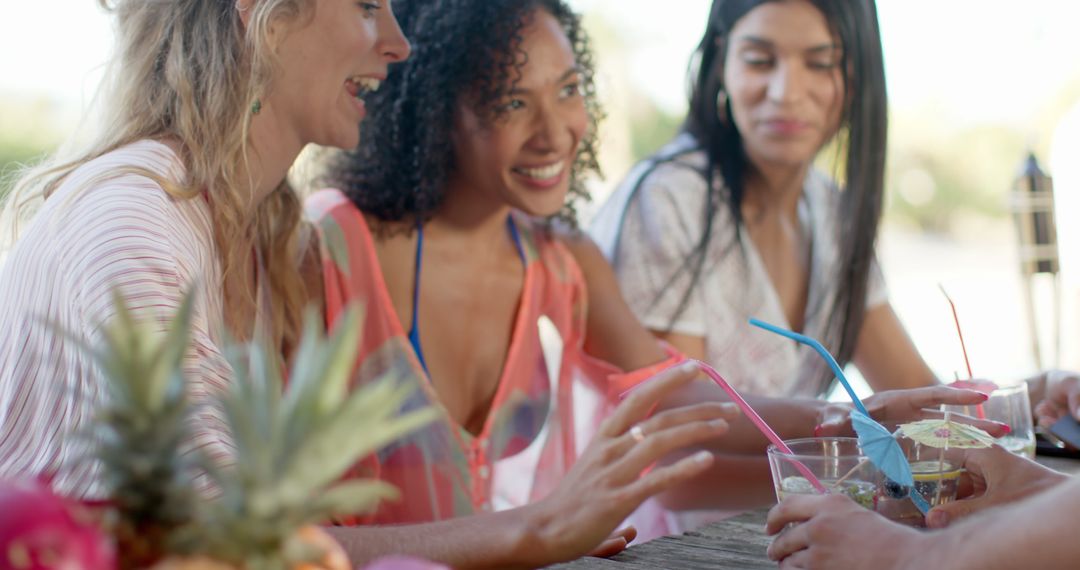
[813,424,824,437]
[999,423,1012,435]
[979,393,990,402]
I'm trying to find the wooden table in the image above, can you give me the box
[548,509,773,569]
[550,454,1080,569]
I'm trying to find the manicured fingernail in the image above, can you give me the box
[979,393,990,402]
[709,419,728,431]
[694,450,713,464]
[681,360,700,373]
[998,423,1012,434]
[813,424,824,437]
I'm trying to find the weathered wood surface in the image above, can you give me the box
[547,509,773,569]
[550,454,1080,569]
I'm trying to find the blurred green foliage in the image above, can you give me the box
[0,140,51,201]
[628,104,681,163]
[618,97,1064,235]
[0,97,64,203]
[885,117,1028,232]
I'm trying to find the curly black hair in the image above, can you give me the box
[323,0,602,228]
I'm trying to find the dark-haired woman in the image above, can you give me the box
[592,0,938,399]
[308,0,995,565]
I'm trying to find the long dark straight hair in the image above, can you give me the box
[677,0,888,393]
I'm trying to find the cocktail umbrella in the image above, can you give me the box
[898,417,997,449]
[898,413,995,505]
[749,318,931,514]
[851,410,931,514]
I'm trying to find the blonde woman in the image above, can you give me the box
[0,0,408,495]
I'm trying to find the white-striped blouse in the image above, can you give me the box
[0,140,233,496]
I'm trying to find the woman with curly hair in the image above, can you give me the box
[309,1,738,564]
[308,0,998,565]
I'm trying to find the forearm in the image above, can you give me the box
[659,453,775,510]
[914,477,1080,570]
[325,508,539,569]
[660,380,822,455]
[855,303,939,391]
[862,359,938,391]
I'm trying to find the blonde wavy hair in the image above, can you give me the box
[3,0,315,349]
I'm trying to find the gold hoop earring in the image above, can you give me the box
[716,88,729,124]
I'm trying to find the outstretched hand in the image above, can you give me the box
[519,360,740,566]
[816,385,1009,438]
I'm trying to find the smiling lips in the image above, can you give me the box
[761,118,811,136]
[512,160,567,189]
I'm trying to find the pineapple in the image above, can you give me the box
[78,289,203,570]
[81,291,435,570]
[174,304,437,570]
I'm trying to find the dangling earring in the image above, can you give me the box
[716,88,729,125]
[251,99,262,116]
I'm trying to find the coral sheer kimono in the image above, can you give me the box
[306,189,678,539]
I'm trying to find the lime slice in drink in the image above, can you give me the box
[779,476,875,509]
[909,460,962,482]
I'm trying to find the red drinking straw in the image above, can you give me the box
[939,284,985,419]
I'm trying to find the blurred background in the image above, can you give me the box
[2,0,1079,396]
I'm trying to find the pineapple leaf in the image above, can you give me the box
[274,373,437,504]
[247,340,286,473]
[306,479,400,518]
[145,288,196,412]
[195,301,435,563]
[281,309,327,408]
[286,304,363,419]
[219,343,268,478]
[70,288,203,567]
[278,306,363,464]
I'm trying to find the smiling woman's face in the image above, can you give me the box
[449,8,589,218]
[269,0,410,151]
[723,0,845,171]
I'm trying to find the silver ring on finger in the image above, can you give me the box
[629,424,646,443]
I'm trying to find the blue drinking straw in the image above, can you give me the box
[748,318,869,416]
[750,317,931,515]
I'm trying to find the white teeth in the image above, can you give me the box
[349,76,381,98]
[515,161,564,180]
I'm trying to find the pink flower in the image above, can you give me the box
[0,479,115,570]
[361,556,450,570]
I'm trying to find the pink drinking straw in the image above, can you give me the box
[939,284,985,419]
[692,360,829,494]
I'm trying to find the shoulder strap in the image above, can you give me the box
[589,137,707,262]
